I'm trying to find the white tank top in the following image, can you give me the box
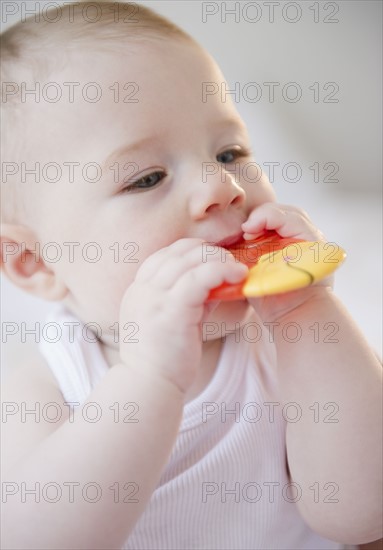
[38,304,353,550]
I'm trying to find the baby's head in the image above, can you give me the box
[1,1,275,345]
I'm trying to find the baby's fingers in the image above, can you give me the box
[136,238,204,283]
[242,203,323,242]
[171,258,248,307]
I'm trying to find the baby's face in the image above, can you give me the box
[26,39,275,344]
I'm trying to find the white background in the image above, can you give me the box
[1,0,382,371]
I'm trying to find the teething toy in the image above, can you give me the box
[208,230,346,301]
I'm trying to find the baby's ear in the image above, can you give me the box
[0,223,68,301]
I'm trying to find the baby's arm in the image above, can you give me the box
[275,287,382,544]
[244,203,382,545]
[2,357,184,550]
[1,239,247,550]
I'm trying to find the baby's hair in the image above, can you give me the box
[0,0,195,225]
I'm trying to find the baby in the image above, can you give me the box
[1,1,382,549]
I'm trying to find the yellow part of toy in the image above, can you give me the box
[243,241,346,297]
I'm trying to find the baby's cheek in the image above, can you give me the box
[242,169,276,209]
[258,175,277,203]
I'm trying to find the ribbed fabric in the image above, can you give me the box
[39,304,353,550]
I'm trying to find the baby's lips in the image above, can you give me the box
[208,232,347,301]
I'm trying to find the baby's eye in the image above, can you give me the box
[123,171,166,193]
[216,148,251,164]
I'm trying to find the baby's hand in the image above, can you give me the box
[242,202,325,242]
[241,202,334,322]
[118,239,248,394]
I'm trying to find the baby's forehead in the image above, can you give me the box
[24,38,228,130]
[56,37,216,83]
[9,33,244,159]
[9,38,212,132]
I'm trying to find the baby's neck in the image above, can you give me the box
[100,337,223,404]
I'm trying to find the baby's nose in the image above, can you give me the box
[188,164,246,220]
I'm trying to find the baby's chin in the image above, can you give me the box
[202,299,255,342]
